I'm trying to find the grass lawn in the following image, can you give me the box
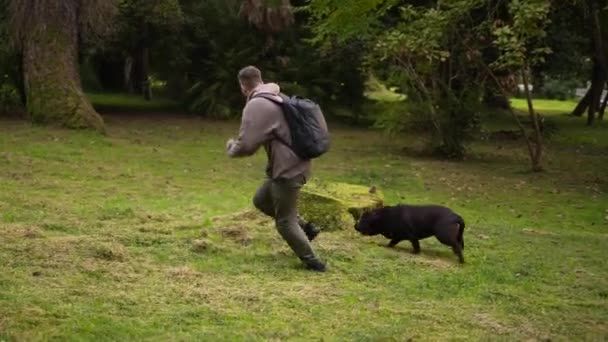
[364,76,581,115]
[509,98,579,114]
[0,100,607,340]
[87,92,182,112]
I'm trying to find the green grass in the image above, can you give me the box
[364,76,407,102]
[509,98,579,114]
[364,76,580,114]
[87,92,182,112]
[483,98,607,148]
[0,107,607,340]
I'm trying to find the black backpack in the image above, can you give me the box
[253,93,330,160]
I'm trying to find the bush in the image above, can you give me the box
[540,78,577,100]
[180,2,365,118]
[372,86,481,159]
[80,60,104,92]
[0,81,20,114]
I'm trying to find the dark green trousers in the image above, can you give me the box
[253,176,317,263]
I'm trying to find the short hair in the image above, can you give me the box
[238,66,262,89]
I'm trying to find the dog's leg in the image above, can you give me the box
[435,223,464,263]
[387,239,401,248]
[410,239,420,254]
[456,217,465,250]
[453,245,465,263]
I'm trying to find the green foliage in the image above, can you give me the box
[79,59,103,92]
[0,2,21,114]
[491,0,552,71]
[118,0,184,31]
[542,2,591,82]
[373,101,430,136]
[306,0,396,46]
[0,82,19,114]
[539,78,577,100]
[180,0,366,118]
[374,4,455,64]
[307,0,492,157]
[368,1,486,157]
[308,0,583,160]
[181,0,261,117]
[240,0,294,35]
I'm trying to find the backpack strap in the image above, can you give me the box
[251,93,294,151]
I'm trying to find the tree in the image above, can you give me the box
[240,0,295,52]
[488,0,552,172]
[115,0,184,100]
[569,0,608,125]
[176,0,364,118]
[308,0,558,170]
[7,0,116,131]
[309,0,489,158]
[0,0,24,112]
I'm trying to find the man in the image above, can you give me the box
[225,66,326,272]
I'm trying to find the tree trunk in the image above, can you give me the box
[590,0,608,75]
[139,20,151,101]
[586,0,608,125]
[124,56,134,93]
[587,61,606,125]
[572,88,590,117]
[21,1,104,131]
[599,82,608,120]
[141,45,152,101]
[12,53,27,106]
[573,60,606,121]
[588,87,598,126]
[472,52,537,170]
[522,68,543,172]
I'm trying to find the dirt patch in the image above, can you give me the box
[212,209,264,223]
[21,226,44,239]
[90,242,128,262]
[410,255,456,269]
[166,266,201,279]
[522,228,556,236]
[474,313,511,335]
[138,226,173,235]
[191,239,211,253]
[219,226,252,246]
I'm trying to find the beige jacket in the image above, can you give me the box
[227,83,311,180]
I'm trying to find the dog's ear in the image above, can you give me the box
[369,186,377,194]
[359,208,374,219]
[361,207,380,219]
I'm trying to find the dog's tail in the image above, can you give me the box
[456,215,465,249]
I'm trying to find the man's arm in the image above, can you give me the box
[226,99,274,157]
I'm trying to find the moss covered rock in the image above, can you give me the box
[210,181,384,233]
[299,180,384,231]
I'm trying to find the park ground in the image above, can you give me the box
[0,96,607,340]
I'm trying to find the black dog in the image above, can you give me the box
[355,205,466,263]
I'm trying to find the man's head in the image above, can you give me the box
[238,66,263,97]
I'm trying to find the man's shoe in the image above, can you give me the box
[304,258,326,272]
[302,223,321,241]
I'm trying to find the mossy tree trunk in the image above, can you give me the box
[20,1,104,131]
